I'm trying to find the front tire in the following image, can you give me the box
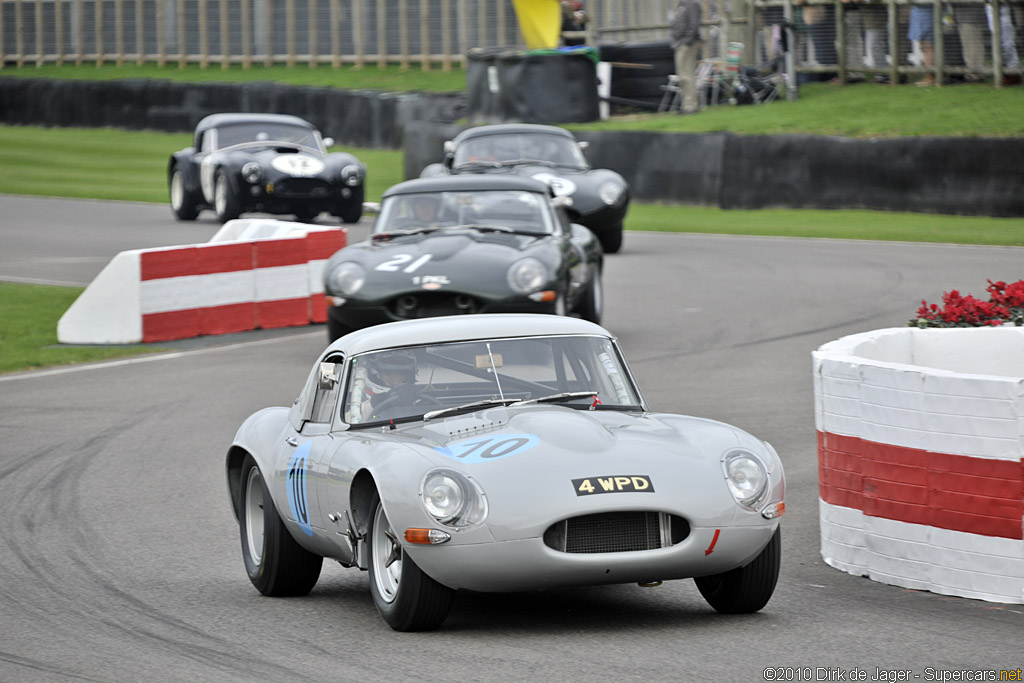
[598,223,624,254]
[238,454,322,597]
[577,264,603,324]
[169,167,200,221]
[368,492,454,631]
[214,169,242,223]
[694,527,781,614]
[336,186,364,224]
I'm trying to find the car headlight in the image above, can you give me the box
[328,262,366,296]
[506,257,548,294]
[421,469,488,528]
[721,449,768,509]
[341,164,363,187]
[598,180,624,205]
[241,162,263,184]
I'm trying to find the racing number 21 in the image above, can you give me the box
[436,434,539,464]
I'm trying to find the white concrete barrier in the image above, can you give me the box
[813,327,1024,604]
[58,222,346,344]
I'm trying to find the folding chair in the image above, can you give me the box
[657,75,682,113]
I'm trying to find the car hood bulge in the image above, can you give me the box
[399,406,752,539]
[328,231,548,299]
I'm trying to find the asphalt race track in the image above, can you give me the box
[1,195,1021,682]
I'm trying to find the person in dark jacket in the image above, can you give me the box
[670,0,703,114]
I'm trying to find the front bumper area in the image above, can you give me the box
[405,523,777,592]
[328,293,561,331]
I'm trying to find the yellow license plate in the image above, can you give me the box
[572,475,654,496]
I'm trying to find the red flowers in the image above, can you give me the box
[910,279,1024,328]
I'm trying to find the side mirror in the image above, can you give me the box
[577,140,590,150]
[362,201,382,214]
[443,140,455,155]
[318,362,339,390]
[323,137,336,149]
[551,195,574,209]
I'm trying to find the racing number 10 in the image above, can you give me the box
[449,436,530,460]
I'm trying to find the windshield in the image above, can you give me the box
[374,190,554,235]
[213,122,322,152]
[453,133,588,170]
[343,335,641,426]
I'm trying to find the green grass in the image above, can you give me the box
[0,125,405,203]
[629,204,1024,246]
[0,283,161,373]
[574,82,1024,138]
[1,62,467,92]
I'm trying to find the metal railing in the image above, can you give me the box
[1,0,1019,87]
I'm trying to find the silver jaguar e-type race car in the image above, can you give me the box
[225,314,785,631]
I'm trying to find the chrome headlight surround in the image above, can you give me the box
[598,180,624,205]
[721,449,769,510]
[506,257,548,294]
[420,469,488,529]
[328,261,366,296]
[241,162,263,184]
[341,164,364,187]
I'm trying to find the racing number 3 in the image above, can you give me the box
[435,434,540,464]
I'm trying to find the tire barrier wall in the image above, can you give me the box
[465,48,600,124]
[57,221,346,344]
[404,122,1024,217]
[0,76,465,149]
[813,327,1024,604]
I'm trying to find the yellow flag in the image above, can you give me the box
[512,0,563,50]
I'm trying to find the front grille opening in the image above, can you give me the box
[389,292,480,319]
[543,512,690,554]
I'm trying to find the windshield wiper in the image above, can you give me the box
[451,224,545,236]
[500,158,557,168]
[454,160,504,170]
[423,398,519,422]
[512,391,598,406]
[372,226,443,241]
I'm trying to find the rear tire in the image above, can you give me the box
[169,167,200,221]
[694,527,781,614]
[238,454,322,597]
[368,492,454,631]
[214,169,242,223]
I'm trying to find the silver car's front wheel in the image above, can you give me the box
[237,454,322,596]
[243,465,266,566]
[367,493,454,631]
[370,502,402,604]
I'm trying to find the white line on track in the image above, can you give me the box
[0,329,323,383]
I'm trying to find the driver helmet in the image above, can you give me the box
[366,350,417,394]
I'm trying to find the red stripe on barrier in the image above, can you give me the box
[142,309,198,342]
[256,298,311,329]
[309,292,328,323]
[196,242,255,274]
[818,431,1024,540]
[140,247,198,281]
[254,238,308,268]
[305,228,347,260]
[198,302,256,336]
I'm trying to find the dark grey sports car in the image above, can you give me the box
[168,113,366,224]
[420,124,629,254]
[323,175,604,342]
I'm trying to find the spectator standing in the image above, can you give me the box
[670,0,703,114]
[908,3,937,85]
[954,2,988,81]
